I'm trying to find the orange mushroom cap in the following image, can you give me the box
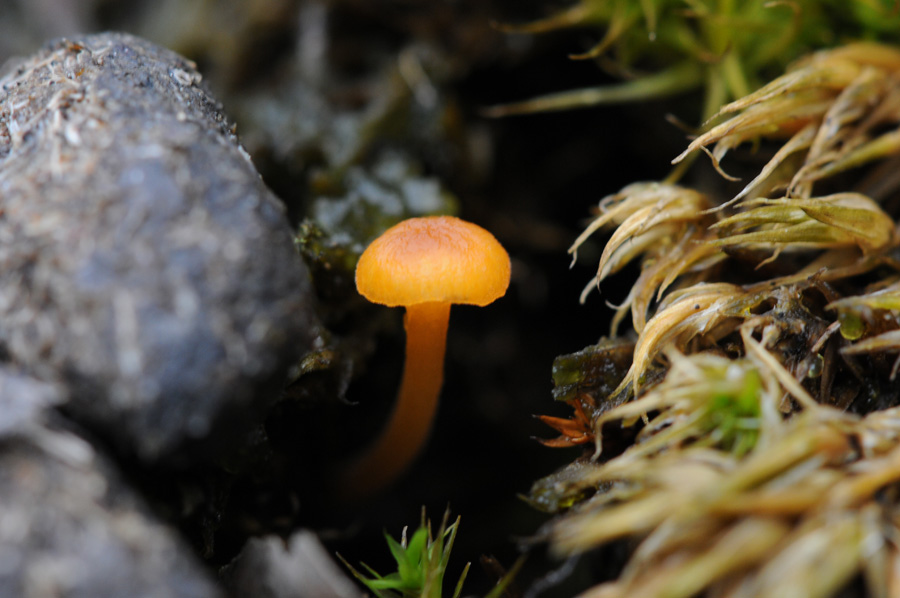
[356,216,511,307]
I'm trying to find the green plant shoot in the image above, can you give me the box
[338,509,470,598]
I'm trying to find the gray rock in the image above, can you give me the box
[0,32,315,462]
[222,531,362,598]
[0,367,63,438]
[0,423,223,598]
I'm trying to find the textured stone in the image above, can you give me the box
[222,531,362,598]
[0,367,63,438]
[0,423,223,598]
[0,32,315,462]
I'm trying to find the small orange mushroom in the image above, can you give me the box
[338,216,510,499]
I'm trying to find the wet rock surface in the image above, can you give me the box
[0,32,316,463]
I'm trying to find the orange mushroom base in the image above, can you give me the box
[336,302,450,498]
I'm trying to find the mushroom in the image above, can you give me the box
[338,216,511,499]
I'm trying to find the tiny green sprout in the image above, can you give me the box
[338,509,522,598]
[700,369,762,457]
[338,509,469,598]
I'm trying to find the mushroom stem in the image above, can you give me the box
[339,301,451,499]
